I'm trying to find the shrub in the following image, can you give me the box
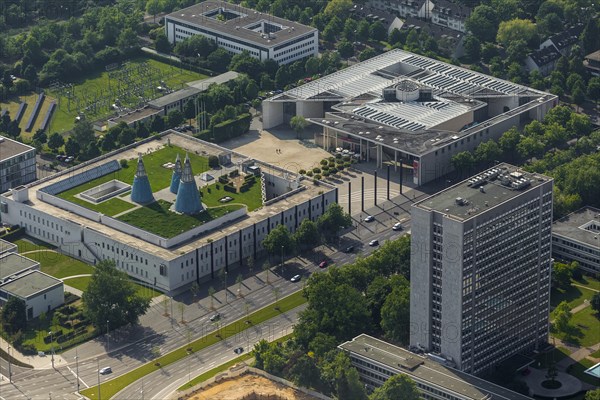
[312,167,321,174]
[218,175,229,184]
[224,184,236,193]
[328,156,335,161]
[306,170,313,177]
[314,174,322,180]
[20,343,37,355]
[330,167,338,175]
[299,169,306,175]
[328,161,336,167]
[322,165,329,171]
[344,161,351,168]
[208,155,219,168]
[322,170,330,177]
[229,169,239,177]
[120,159,128,168]
[342,155,351,162]
[320,159,328,166]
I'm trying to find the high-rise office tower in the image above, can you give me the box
[410,163,553,375]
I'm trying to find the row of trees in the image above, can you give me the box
[252,234,414,398]
[451,106,600,218]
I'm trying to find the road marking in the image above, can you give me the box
[66,366,89,388]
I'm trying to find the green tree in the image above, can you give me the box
[116,27,139,52]
[33,129,47,144]
[146,0,161,23]
[466,5,499,43]
[359,48,377,62]
[71,120,95,154]
[324,0,352,17]
[155,31,171,54]
[370,21,387,42]
[463,35,481,63]
[388,28,404,46]
[517,136,544,161]
[288,354,321,388]
[290,115,308,137]
[381,283,411,344]
[245,80,259,100]
[451,151,474,177]
[585,389,600,400]
[293,218,320,251]
[82,260,151,329]
[321,352,368,400]
[552,262,574,289]
[370,374,420,400]
[337,40,354,59]
[498,127,521,159]
[262,224,295,258]
[1,296,27,334]
[591,293,600,315]
[316,203,352,242]
[475,140,502,166]
[47,132,65,151]
[553,301,572,334]
[166,109,184,128]
[357,20,371,42]
[496,18,537,48]
[587,77,600,104]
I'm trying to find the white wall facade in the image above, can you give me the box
[24,281,64,320]
[1,187,337,294]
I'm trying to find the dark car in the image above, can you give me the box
[234,347,244,354]
[344,245,355,253]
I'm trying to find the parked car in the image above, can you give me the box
[99,367,112,375]
[209,313,221,322]
[233,347,244,354]
[369,239,379,246]
[344,245,354,253]
[290,274,301,282]
[364,215,375,222]
[319,260,328,268]
[56,155,65,161]
[392,222,403,231]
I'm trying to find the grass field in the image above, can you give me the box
[56,145,209,216]
[117,200,243,238]
[81,291,306,400]
[573,276,600,291]
[63,276,160,300]
[47,57,207,134]
[200,178,263,212]
[24,250,96,279]
[551,285,597,309]
[14,237,56,253]
[0,93,55,140]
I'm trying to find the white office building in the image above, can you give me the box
[410,164,553,375]
[165,1,318,65]
[0,135,36,194]
[552,207,600,275]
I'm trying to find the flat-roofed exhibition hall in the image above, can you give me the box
[263,49,557,186]
[0,131,337,294]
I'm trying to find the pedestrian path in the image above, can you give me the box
[0,335,66,370]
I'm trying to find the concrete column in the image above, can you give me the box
[262,100,283,129]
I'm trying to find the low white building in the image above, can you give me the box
[552,207,600,275]
[0,238,17,257]
[0,131,338,295]
[165,1,318,65]
[0,270,64,320]
[0,135,37,194]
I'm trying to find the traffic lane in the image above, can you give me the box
[115,306,304,399]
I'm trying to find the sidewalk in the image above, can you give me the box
[0,334,66,369]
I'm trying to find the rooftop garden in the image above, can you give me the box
[56,145,209,216]
[116,200,243,238]
[200,172,263,212]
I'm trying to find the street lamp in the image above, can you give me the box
[49,331,55,368]
[280,245,284,275]
[106,320,109,353]
[75,348,80,393]
[7,345,12,383]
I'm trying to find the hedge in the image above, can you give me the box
[194,113,251,143]
[224,184,236,193]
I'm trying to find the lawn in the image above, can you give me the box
[56,145,209,216]
[22,250,95,279]
[63,276,91,292]
[14,237,56,253]
[572,276,600,291]
[551,285,597,309]
[81,291,307,400]
[0,93,55,140]
[553,307,600,347]
[200,178,263,212]
[46,56,207,134]
[117,199,243,238]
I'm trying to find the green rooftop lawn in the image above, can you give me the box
[117,200,243,238]
[56,145,209,216]
[200,177,263,211]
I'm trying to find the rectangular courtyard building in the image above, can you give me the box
[0,135,36,193]
[0,270,64,320]
[552,207,600,275]
[0,131,337,295]
[164,1,318,65]
[410,164,553,375]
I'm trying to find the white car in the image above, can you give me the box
[99,367,112,375]
[364,215,375,222]
[369,239,379,246]
[290,274,301,282]
[392,222,402,231]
